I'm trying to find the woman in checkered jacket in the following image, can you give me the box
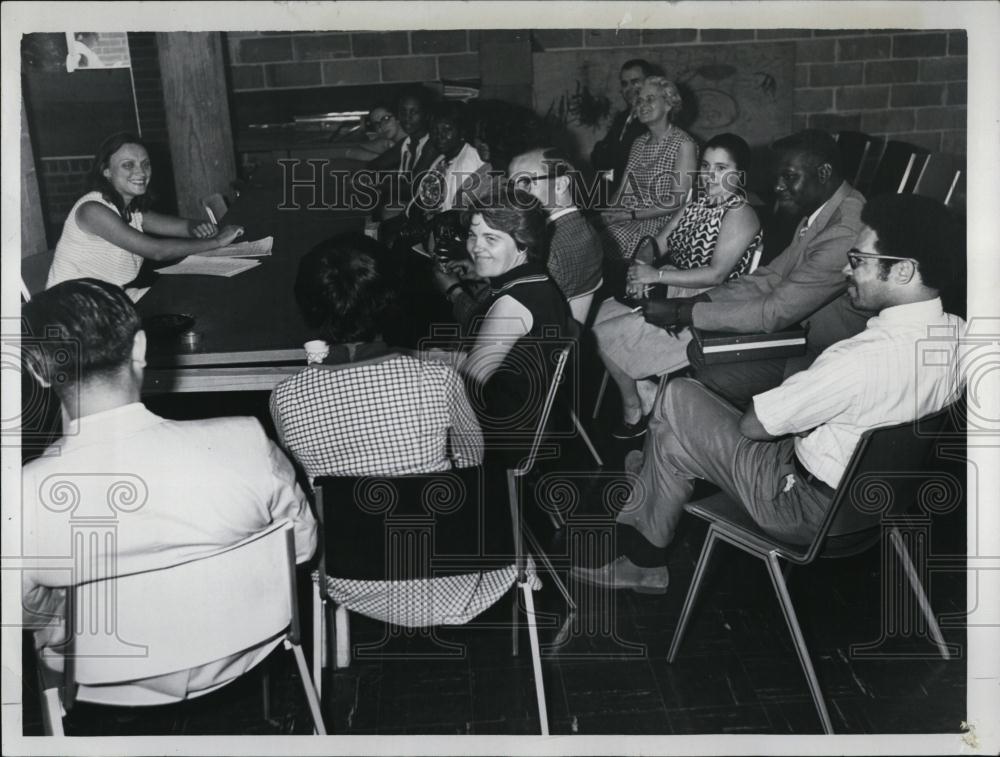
[269,232,484,480]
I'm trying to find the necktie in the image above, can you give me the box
[401,143,412,174]
[619,113,635,142]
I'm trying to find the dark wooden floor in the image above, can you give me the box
[21,357,969,737]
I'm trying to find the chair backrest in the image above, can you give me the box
[868,140,929,196]
[202,193,229,224]
[945,169,965,210]
[800,404,957,562]
[517,341,573,476]
[65,521,297,686]
[912,152,961,203]
[315,465,509,581]
[835,130,873,187]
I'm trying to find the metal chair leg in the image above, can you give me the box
[261,667,271,722]
[311,576,323,698]
[524,525,577,613]
[570,408,604,467]
[765,552,834,734]
[288,640,328,735]
[334,604,351,669]
[591,369,609,420]
[521,581,550,735]
[41,688,65,736]
[889,526,951,659]
[668,528,720,663]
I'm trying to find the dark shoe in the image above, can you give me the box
[570,555,669,594]
[611,415,647,440]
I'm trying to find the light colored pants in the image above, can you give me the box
[616,378,833,547]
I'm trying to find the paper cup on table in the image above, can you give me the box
[304,340,330,364]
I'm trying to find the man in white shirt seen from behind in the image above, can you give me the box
[20,278,317,702]
[573,193,966,592]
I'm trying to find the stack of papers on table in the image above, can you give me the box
[157,256,261,277]
[196,236,273,258]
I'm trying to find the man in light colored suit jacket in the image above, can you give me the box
[20,279,317,704]
[641,129,869,407]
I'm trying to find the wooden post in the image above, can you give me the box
[20,97,48,258]
[156,32,236,220]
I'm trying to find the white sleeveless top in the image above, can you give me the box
[46,191,145,289]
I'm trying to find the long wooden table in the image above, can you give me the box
[139,161,368,393]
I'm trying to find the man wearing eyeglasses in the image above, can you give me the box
[508,148,604,318]
[591,59,664,197]
[573,193,966,592]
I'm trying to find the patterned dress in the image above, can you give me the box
[605,126,696,260]
[593,193,762,380]
[662,193,763,281]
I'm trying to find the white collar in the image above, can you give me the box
[547,206,579,223]
[402,133,430,151]
[804,198,829,230]
[867,297,945,328]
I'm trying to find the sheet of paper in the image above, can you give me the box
[195,236,273,258]
[157,256,262,278]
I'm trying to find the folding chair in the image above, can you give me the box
[666,405,959,734]
[38,520,325,735]
[202,193,229,225]
[944,169,965,211]
[835,130,873,188]
[911,152,962,204]
[311,465,551,734]
[866,140,929,196]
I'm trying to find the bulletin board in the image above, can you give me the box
[534,41,796,162]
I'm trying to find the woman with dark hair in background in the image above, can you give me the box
[593,132,763,439]
[270,232,482,480]
[46,132,244,291]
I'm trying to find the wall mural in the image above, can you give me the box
[534,41,795,164]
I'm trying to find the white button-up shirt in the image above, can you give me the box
[754,297,965,488]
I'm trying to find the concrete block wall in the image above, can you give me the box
[226,28,967,166]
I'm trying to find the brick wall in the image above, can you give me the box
[37,156,91,241]
[226,28,966,170]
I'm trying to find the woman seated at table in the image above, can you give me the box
[323,103,408,164]
[592,132,763,439]
[432,186,573,455]
[601,76,697,261]
[270,232,483,480]
[46,132,244,291]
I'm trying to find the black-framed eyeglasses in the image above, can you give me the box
[509,173,557,190]
[368,113,394,128]
[846,249,913,269]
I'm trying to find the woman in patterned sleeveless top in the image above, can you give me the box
[593,133,763,439]
[46,132,245,291]
[601,77,698,261]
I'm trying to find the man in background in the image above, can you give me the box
[591,59,664,198]
[21,279,316,702]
